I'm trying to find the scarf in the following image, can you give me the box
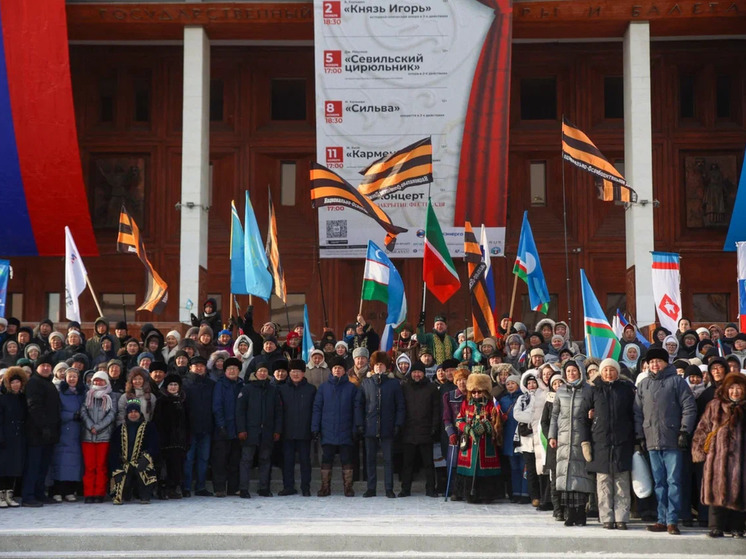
[85,383,113,412]
[433,332,454,364]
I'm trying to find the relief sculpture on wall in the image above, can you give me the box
[685,154,738,229]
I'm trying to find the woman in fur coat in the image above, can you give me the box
[692,373,746,538]
[0,367,27,507]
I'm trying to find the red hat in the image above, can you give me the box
[286,331,300,342]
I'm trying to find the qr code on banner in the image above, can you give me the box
[326,220,347,239]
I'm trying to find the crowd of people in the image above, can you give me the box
[0,300,744,539]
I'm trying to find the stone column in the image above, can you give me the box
[624,21,656,327]
[179,26,210,323]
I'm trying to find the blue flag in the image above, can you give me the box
[724,148,746,251]
[229,201,248,295]
[581,269,621,360]
[243,191,273,301]
[302,304,314,362]
[514,212,550,314]
[0,260,9,318]
[362,241,407,352]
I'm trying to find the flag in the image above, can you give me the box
[64,226,87,323]
[580,269,622,360]
[310,163,407,251]
[361,241,408,352]
[265,187,287,303]
[737,241,746,332]
[230,200,248,295]
[423,200,460,304]
[358,137,433,200]
[464,221,496,341]
[651,252,682,335]
[302,304,314,362]
[614,309,650,348]
[724,149,746,251]
[514,211,550,314]
[0,259,10,317]
[480,225,498,326]
[561,117,638,203]
[117,206,169,313]
[243,191,273,301]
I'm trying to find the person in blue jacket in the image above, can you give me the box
[360,351,405,499]
[311,356,362,497]
[498,373,526,503]
[210,357,243,497]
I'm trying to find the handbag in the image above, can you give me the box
[631,450,653,498]
[517,422,533,437]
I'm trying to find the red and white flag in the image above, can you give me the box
[651,252,682,334]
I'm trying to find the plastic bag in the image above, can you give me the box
[631,450,653,498]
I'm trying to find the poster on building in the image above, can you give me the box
[313,0,510,259]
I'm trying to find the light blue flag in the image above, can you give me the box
[0,260,9,318]
[514,212,551,314]
[580,269,621,360]
[724,147,746,251]
[243,191,273,300]
[229,201,248,295]
[302,304,314,362]
[362,241,407,352]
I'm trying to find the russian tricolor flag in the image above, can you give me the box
[0,0,96,256]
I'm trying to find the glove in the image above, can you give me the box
[238,432,248,442]
[273,433,280,442]
[393,426,401,438]
[449,434,458,446]
[190,313,198,324]
[678,430,689,450]
[581,441,593,463]
[312,431,320,441]
[635,438,647,454]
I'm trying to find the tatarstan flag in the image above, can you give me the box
[423,200,460,303]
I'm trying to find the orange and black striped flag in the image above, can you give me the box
[561,117,638,203]
[265,187,287,303]
[117,206,168,314]
[464,221,496,341]
[358,137,433,200]
[310,163,408,251]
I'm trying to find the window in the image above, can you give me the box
[271,79,307,121]
[98,75,117,123]
[210,79,224,122]
[716,75,732,119]
[46,293,61,323]
[101,294,136,323]
[520,293,559,325]
[520,77,556,120]
[271,293,305,337]
[132,72,151,123]
[679,74,695,119]
[280,162,297,206]
[604,77,624,119]
[529,161,546,207]
[7,293,22,321]
[692,293,729,323]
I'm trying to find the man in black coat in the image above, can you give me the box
[181,355,215,497]
[276,359,316,496]
[21,354,61,507]
[399,362,440,498]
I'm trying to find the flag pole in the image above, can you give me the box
[85,276,104,317]
[283,302,291,333]
[561,113,572,332]
[311,187,329,327]
[508,272,518,324]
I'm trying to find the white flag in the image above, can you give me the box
[651,251,682,335]
[65,226,87,323]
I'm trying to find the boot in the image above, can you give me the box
[342,465,355,497]
[564,507,576,527]
[5,490,19,508]
[317,464,332,497]
[575,507,587,526]
[0,491,7,508]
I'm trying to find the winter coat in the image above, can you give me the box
[232,335,255,379]
[442,388,465,439]
[360,373,405,439]
[311,372,362,446]
[513,370,548,473]
[633,364,697,450]
[587,378,636,475]
[540,393,557,470]
[306,364,330,389]
[691,396,746,511]
[391,337,420,365]
[400,376,440,445]
[549,379,594,494]
[51,383,85,481]
[416,325,458,365]
[153,392,189,451]
[212,375,243,440]
[350,324,380,352]
[277,378,316,441]
[0,390,26,476]
[498,389,523,455]
[25,372,61,446]
[108,418,160,472]
[235,378,282,448]
[80,397,116,443]
[182,372,215,437]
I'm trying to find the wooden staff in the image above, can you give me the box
[85,276,104,317]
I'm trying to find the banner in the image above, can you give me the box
[0,259,9,317]
[313,0,507,258]
[64,226,87,323]
[651,251,682,335]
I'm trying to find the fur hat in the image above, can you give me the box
[288,358,306,372]
[352,347,369,359]
[271,359,289,373]
[329,356,347,369]
[149,361,167,373]
[198,324,214,340]
[115,321,128,330]
[3,366,28,392]
[466,373,491,394]
[708,356,729,373]
[717,372,746,401]
[224,357,242,370]
[599,358,621,375]
[163,373,182,388]
[645,348,669,363]
[440,358,460,370]
[369,351,391,369]
[684,364,703,379]
[189,355,207,366]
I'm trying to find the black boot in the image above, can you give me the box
[575,507,587,526]
[564,507,576,527]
